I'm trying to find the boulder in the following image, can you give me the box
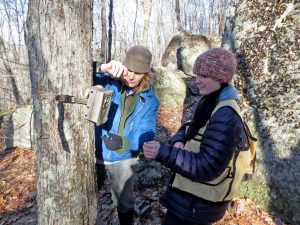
[152,66,187,108]
[0,105,33,149]
[223,1,300,223]
[161,31,221,76]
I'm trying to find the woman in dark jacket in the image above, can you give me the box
[143,48,251,225]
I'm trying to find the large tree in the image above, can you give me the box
[26,0,97,224]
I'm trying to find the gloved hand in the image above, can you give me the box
[101,133,130,154]
[101,133,123,151]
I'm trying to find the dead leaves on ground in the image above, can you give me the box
[216,198,286,225]
[0,148,287,225]
[0,147,36,213]
[0,108,287,224]
[97,183,286,225]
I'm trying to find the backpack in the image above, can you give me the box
[213,100,257,181]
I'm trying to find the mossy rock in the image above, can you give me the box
[0,108,16,117]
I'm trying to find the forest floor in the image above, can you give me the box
[0,88,288,225]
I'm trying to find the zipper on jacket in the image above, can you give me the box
[127,97,145,133]
[113,107,121,133]
[105,105,121,161]
[192,208,196,218]
[107,150,112,160]
[130,121,134,133]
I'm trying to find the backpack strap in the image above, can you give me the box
[213,100,257,177]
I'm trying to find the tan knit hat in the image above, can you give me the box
[193,48,237,83]
[123,45,152,74]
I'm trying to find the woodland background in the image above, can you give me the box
[0,0,299,225]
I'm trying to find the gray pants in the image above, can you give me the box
[105,158,137,213]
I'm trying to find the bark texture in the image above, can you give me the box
[26,1,97,224]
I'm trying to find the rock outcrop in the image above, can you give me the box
[161,31,221,76]
[152,67,187,108]
[223,1,300,224]
[0,105,33,149]
[155,32,221,109]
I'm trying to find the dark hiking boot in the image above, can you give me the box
[117,208,134,225]
[95,164,106,190]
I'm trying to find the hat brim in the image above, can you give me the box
[123,58,150,74]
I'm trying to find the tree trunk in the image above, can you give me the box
[0,37,24,105]
[142,0,152,45]
[101,0,108,62]
[26,1,97,224]
[175,0,183,32]
[0,0,28,108]
[108,0,113,61]
[133,0,139,40]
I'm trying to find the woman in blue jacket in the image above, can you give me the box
[143,48,251,225]
[95,45,159,225]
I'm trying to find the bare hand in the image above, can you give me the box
[143,141,160,159]
[173,142,184,149]
[99,60,128,78]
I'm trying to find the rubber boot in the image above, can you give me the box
[117,208,134,225]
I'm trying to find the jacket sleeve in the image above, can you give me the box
[168,122,190,145]
[156,106,247,183]
[94,72,112,87]
[93,61,112,87]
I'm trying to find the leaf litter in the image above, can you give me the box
[0,106,287,225]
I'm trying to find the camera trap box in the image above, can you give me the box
[84,86,113,126]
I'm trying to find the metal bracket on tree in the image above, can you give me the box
[55,86,113,126]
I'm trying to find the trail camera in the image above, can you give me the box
[84,86,113,126]
[55,86,113,126]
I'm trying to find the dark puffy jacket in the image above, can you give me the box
[156,106,248,224]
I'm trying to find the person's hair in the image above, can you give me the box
[185,83,228,140]
[134,72,153,93]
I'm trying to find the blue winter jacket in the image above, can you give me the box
[94,73,159,163]
[157,85,248,223]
